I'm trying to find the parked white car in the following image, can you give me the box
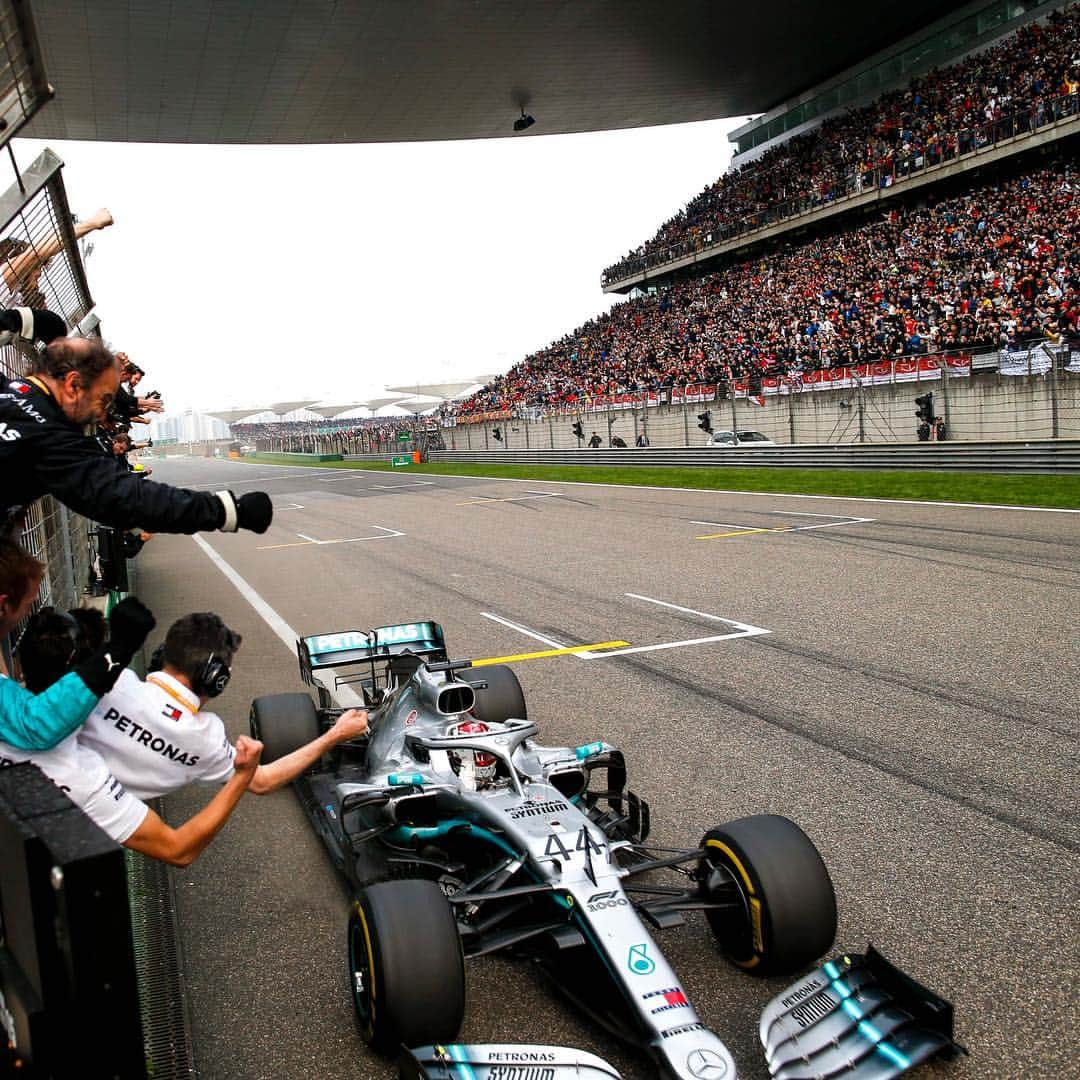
[705,430,777,447]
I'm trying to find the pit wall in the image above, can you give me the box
[444,371,1080,450]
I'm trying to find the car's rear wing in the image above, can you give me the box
[297,622,448,685]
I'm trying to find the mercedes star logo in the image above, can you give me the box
[686,1048,729,1079]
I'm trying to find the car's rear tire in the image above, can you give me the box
[460,664,527,724]
[347,879,465,1053]
[249,693,320,763]
[700,814,836,976]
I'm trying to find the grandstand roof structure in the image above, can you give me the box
[27,0,970,144]
[387,381,483,400]
[306,404,363,418]
[206,409,263,424]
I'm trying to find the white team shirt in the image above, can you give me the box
[78,669,236,801]
[0,733,149,843]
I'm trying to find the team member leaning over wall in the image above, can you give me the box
[0,308,273,537]
[1,608,263,867]
[0,538,155,750]
[78,610,369,798]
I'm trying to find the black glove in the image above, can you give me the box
[216,490,273,534]
[73,597,156,696]
[0,307,68,344]
[106,596,156,656]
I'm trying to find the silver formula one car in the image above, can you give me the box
[250,621,841,1080]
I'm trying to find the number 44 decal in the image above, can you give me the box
[543,825,602,863]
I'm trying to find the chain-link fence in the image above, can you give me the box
[0,148,98,665]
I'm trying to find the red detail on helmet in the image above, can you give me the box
[455,720,495,767]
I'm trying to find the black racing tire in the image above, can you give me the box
[249,693,320,764]
[347,879,465,1053]
[460,664,527,724]
[700,814,836,977]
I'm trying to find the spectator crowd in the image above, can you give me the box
[457,158,1078,416]
[231,415,442,452]
[603,3,1080,283]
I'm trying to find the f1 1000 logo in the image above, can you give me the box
[587,890,628,912]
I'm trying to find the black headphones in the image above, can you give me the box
[195,652,231,698]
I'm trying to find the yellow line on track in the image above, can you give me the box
[696,526,793,540]
[472,640,630,665]
[257,539,318,550]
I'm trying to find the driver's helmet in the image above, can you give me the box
[448,719,498,786]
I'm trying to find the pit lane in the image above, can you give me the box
[140,457,1080,1080]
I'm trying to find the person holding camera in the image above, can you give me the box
[0,313,274,538]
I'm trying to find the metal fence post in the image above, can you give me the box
[938,358,951,435]
[1043,343,1060,438]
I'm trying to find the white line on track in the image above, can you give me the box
[480,612,566,650]
[191,536,363,706]
[296,525,404,544]
[481,599,770,661]
[690,514,873,535]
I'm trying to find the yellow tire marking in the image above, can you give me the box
[472,641,630,666]
[353,900,378,1037]
[705,839,756,895]
[706,838,765,961]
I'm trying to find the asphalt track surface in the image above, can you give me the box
[138,457,1079,1080]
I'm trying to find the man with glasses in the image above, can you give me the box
[0,311,274,538]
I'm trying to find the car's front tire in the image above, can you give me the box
[249,693,320,763]
[700,814,836,976]
[348,879,465,1053]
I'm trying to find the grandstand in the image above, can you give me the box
[451,0,1079,444]
[3,2,1078,1079]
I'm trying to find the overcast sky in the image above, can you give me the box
[14,119,741,414]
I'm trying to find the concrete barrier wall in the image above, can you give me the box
[444,371,1080,451]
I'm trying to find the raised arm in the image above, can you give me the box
[124,735,262,866]
[248,709,368,794]
[0,210,113,293]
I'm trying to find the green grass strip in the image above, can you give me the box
[241,453,1079,508]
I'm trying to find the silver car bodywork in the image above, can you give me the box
[323,657,737,1080]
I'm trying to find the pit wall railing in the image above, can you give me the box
[603,91,1080,289]
[0,147,100,669]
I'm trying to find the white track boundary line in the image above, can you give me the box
[191,536,363,706]
[481,599,770,661]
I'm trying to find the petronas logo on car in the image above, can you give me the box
[628,943,655,975]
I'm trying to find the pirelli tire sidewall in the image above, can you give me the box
[347,879,465,1053]
[700,814,837,977]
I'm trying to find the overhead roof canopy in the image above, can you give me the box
[387,381,483,400]
[268,400,319,415]
[26,1,969,144]
[206,409,264,424]
[307,404,363,417]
